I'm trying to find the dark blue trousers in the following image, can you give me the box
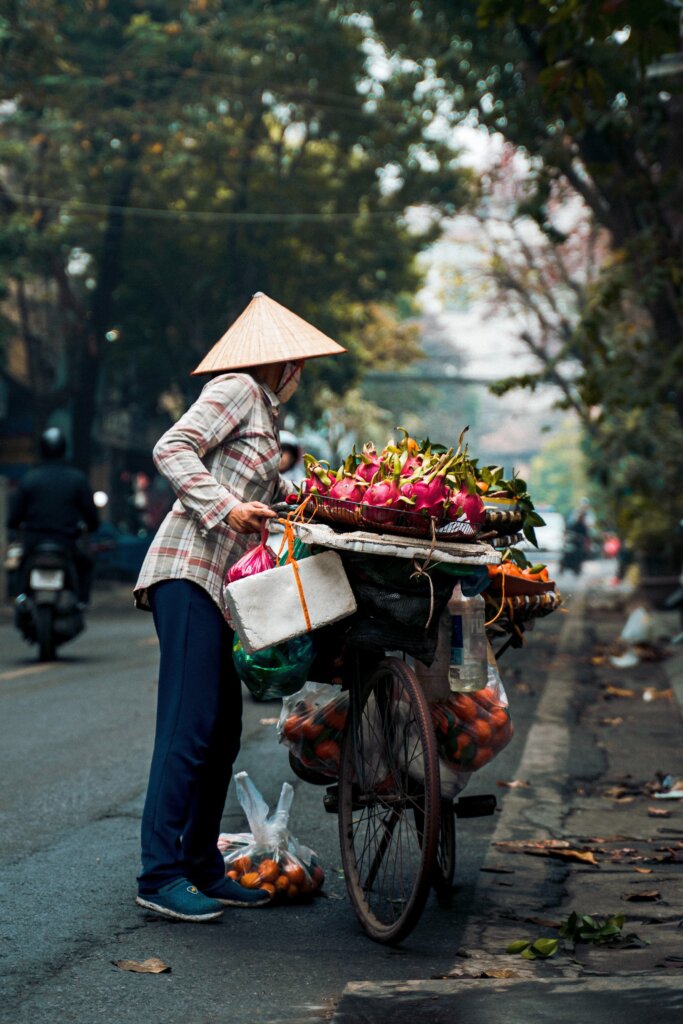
[138,579,242,895]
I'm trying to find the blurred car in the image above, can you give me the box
[90,523,152,581]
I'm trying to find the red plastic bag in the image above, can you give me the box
[226,522,276,584]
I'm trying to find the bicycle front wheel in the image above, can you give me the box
[338,657,441,944]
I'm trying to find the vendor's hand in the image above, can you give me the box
[226,501,276,535]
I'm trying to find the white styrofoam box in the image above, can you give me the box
[224,550,357,654]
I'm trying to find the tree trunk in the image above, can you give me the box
[71,172,134,472]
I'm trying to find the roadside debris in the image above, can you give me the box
[621,890,661,902]
[111,958,171,974]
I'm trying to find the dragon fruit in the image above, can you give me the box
[447,485,485,526]
[301,455,335,496]
[400,475,449,518]
[356,442,381,484]
[361,457,403,526]
[328,475,367,510]
[399,451,455,520]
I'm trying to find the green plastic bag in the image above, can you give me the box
[233,633,315,702]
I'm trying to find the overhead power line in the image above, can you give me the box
[6,191,414,223]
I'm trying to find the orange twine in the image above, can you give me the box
[276,514,312,632]
[484,571,506,627]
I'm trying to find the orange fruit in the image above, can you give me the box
[311,864,325,887]
[452,695,478,723]
[259,882,276,896]
[488,707,510,731]
[257,858,280,883]
[231,854,252,875]
[240,872,261,889]
[322,702,348,733]
[287,883,299,899]
[474,687,496,708]
[314,739,341,765]
[470,718,492,745]
[275,874,290,893]
[302,719,325,741]
[283,861,306,886]
[283,714,308,741]
[226,869,239,880]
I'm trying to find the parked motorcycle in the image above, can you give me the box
[12,541,85,661]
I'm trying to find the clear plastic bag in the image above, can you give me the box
[430,654,513,772]
[225,523,276,584]
[219,772,324,899]
[277,681,349,778]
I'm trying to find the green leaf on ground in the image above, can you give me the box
[506,940,532,954]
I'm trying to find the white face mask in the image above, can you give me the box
[276,361,303,403]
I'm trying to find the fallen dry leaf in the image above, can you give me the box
[642,687,674,702]
[598,716,624,727]
[603,684,637,699]
[483,968,524,978]
[494,839,570,851]
[648,807,671,818]
[621,890,661,902]
[112,958,170,974]
[633,867,654,874]
[525,848,599,866]
[258,717,279,726]
[497,780,531,789]
[591,655,607,666]
[525,916,562,928]
[602,786,637,803]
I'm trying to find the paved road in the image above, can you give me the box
[0,582,567,1024]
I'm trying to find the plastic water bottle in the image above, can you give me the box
[447,582,487,692]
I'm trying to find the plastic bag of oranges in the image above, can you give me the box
[277,681,349,779]
[219,772,324,901]
[430,654,513,774]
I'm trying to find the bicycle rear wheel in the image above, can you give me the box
[338,657,441,944]
[433,799,456,905]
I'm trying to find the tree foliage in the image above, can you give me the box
[365,0,683,556]
[0,0,469,470]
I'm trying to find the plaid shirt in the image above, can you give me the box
[134,372,290,615]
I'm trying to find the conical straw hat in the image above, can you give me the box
[192,292,346,375]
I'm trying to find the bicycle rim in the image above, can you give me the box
[338,657,440,944]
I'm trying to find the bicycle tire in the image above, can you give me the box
[413,797,456,906]
[338,657,441,944]
[433,799,456,905]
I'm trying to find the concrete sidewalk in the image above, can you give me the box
[331,583,683,1021]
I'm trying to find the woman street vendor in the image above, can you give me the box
[133,292,345,922]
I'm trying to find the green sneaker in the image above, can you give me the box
[200,875,272,908]
[136,878,224,922]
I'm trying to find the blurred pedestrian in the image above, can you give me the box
[278,429,305,483]
[132,292,344,922]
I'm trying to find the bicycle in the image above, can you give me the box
[278,513,502,944]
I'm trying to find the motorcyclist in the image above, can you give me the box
[560,499,593,574]
[278,429,305,481]
[7,427,99,604]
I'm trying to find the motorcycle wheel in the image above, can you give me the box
[35,606,56,662]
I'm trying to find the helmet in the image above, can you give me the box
[279,430,301,458]
[40,427,67,460]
